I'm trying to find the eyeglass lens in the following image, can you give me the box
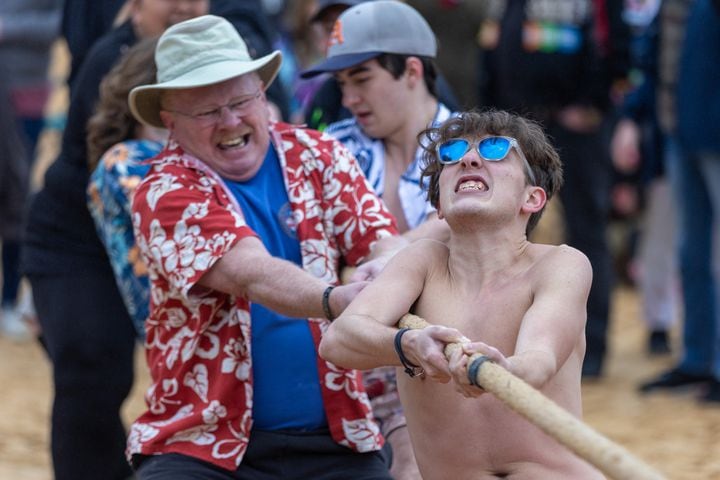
[438,137,512,164]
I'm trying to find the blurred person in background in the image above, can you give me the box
[273,0,327,123]
[0,0,61,340]
[211,0,291,120]
[406,0,485,110]
[61,0,127,90]
[86,37,164,341]
[477,0,630,378]
[0,77,32,341]
[21,2,209,478]
[610,0,678,356]
[302,0,363,131]
[640,0,720,403]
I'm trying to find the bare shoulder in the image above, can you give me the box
[384,238,449,276]
[396,238,448,259]
[530,243,592,284]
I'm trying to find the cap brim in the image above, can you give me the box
[129,50,282,128]
[299,51,381,79]
[309,0,359,23]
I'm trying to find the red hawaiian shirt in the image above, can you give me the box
[127,122,398,470]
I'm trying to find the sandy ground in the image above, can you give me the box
[2,41,720,480]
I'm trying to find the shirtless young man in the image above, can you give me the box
[320,110,604,479]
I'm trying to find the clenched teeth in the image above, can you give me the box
[458,180,487,192]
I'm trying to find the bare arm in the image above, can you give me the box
[198,235,366,320]
[508,246,592,387]
[320,240,466,380]
[453,245,592,394]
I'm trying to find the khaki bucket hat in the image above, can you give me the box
[129,15,282,128]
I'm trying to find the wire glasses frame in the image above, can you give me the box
[164,90,262,127]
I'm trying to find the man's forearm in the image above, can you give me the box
[199,237,331,319]
[320,314,400,370]
[243,255,329,319]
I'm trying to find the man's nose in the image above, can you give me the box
[218,106,242,126]
[460,147,482,168]
[341,88,360,109]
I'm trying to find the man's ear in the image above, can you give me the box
[521,186,546,214]
[405,56,424,88]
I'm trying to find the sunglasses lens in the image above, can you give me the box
[437,139,470,164]
[479,137,511,161]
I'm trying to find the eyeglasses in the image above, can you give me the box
[436,136,537,185]
[165,91,262,126]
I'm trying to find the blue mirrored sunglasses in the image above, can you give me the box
[436,136,537,185]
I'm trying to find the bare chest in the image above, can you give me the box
[413,275,533,353]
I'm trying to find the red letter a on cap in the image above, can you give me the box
[329,20,344,47]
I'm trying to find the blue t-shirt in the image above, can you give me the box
[222,146,327,430]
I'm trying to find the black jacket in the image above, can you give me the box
[22,21,137,275]
[211,0,291,120]
[479,0,628,120]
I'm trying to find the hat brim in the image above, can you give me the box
[299,51,381,79]
[129,50,282,128]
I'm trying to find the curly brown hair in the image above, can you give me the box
[419,109,563,234]
[86,37,158,170]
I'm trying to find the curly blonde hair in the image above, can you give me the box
[419,109,563,234]
[86,38,158,170]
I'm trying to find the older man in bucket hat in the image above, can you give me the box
[126,15,402,479]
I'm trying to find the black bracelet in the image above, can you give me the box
[394,328,424,378]
[467,355,492,388]
[322,285,335,320]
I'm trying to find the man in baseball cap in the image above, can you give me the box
[301,0,437,78]
[126,14,401,479]
[303,2,457,479]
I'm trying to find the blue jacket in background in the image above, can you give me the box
[677,0,720,154]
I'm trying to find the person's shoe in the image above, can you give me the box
[0,306,32,342]
[699,379,720,404]
[639,368,713,393]
[648,330,671,355]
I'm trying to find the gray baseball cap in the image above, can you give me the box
[300,0,437,78]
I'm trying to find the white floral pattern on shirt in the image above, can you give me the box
[127,123,398,471]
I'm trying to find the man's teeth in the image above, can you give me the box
[458,180,486,191]
[220,136,246,148]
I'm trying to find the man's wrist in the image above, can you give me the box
[394,328,424,378]
[322,285,335,320]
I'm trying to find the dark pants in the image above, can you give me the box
[30,271,136,480]
[135,429,393,480]
[2,242,21,305]
[550,120,613,370]
[1,116,41,306]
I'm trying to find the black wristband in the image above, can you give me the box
[394,328,424,378]
[467,355,492,388]
[322,285,335,320]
